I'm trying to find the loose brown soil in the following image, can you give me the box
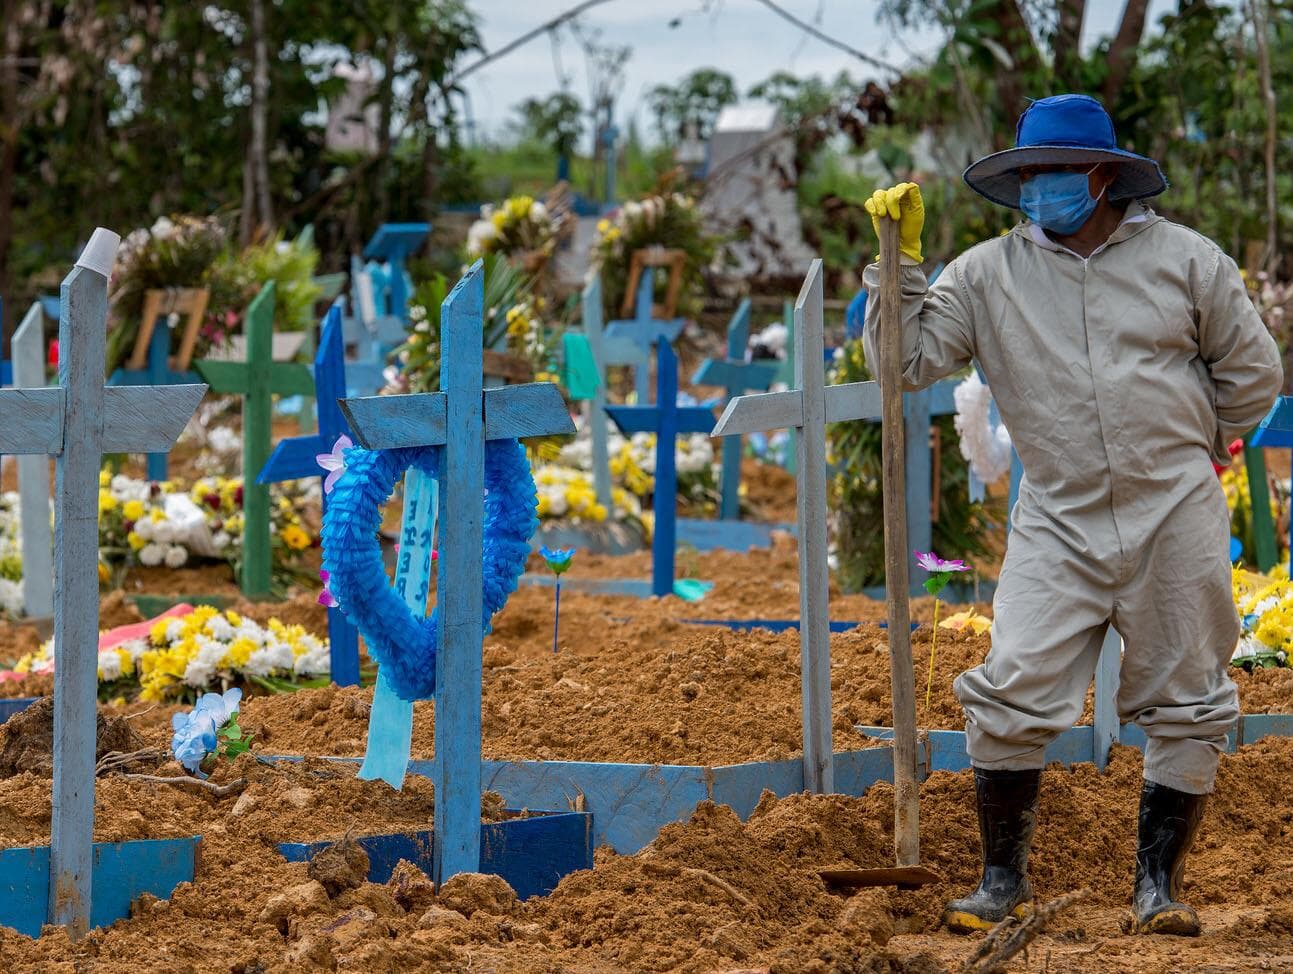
[0,740,1289,971]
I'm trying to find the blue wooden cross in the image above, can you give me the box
[107,314,202,481]
[606,342,715,598]
[0,229,205,936]
[1250,396,1293,561]
[692,298,779,520]
[605,268,684,403]
[581,273,644,508]
[258,304,360,687]
[12,302,52,619]
[363,223,430,319]
[339,260,575,888]
[343,255,408,396]
[0,296,11,385]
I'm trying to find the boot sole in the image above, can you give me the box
[944,902,1032,933]
[1135,906,1200,936]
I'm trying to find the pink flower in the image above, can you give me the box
[914,551,969,575]
[318,568,338,609]
[316,434,353,494]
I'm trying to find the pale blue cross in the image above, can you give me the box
[0,230,205,937]
[363,223,430,319]
[339,260,574,887]
[692,298,778,521]
[1250,397,1293,558]
[258,304,360,686]
[605,268,684,403]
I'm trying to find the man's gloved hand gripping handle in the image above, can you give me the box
[865,182,925,264]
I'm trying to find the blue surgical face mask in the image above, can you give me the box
[1019,166,1105,235]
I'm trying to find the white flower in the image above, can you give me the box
[151,521,174,544]
[139,543,165,567]
[212,531,231,551]
[624,201,642,222]
[207,426,240,455]
[206,616,234,641]
[754,322,788,359]
[164,545,188,568]
[165,618,186,642]
[530,200,548,222]
[98,649,122,681]
[466,219,499,257]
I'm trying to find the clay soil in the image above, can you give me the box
[0,740,1289,972]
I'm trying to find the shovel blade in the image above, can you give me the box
[818,865,943,890]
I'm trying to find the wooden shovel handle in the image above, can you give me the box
[878,217,921,867]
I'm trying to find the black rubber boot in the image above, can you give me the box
[1132,780,1206,935]
[944,768,1041,933]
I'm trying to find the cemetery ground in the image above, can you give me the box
[0,531,1291,970]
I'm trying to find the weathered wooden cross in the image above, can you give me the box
[107,294,204,481]
[0,229,205,935]
[1248,397,1292,568]
[258,304,360,685]
[339,260,574,885]
[605,268,684,404]
[581,273,644,509]
[606,342,715,598]
[194,282,314,597]
[343,255,408,396]
[692,298,778,521]
[12,302,53,619]
[711,259,889,794]
[363,222,430,319]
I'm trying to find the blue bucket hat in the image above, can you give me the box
[963,94,1167,209]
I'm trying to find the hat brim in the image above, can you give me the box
[963,145,1168,209]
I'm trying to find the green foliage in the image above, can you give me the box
[828,339,1000,593]
[516,93,585,159]
[648,68,738,142]
[216,720,252,761]
[215,233,323,333]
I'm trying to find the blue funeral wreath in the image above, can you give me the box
[320,438,538,701]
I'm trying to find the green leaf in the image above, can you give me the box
[223,739,250,759]
[222,723,243,741]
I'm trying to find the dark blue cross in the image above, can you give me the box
[1249,396,1293,560]
[692,298,778,520]
[257,304,360,686]
[606,341,714,597]
[107,318,201,480]
[0,296,10,385]
[363,223,430,319]
[605,268,684,403]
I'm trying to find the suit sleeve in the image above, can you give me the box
[861,257,976,391]
[1197,250,1284,463]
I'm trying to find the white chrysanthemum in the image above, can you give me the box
[206,616,234,641]
[164,545,187,568]
[466,219,499,257]
[134,518,154,541]
[207,426,240,455]
[165,618,186,642]
[954,372,1014,484]
[754,322,787,358]
[98,649,122,681]
[0,579,24,618]
[151,521,174,544]
[182,657,216,689]
[530,200,548,222]
[212,531,231,551]
[139,543,165,567]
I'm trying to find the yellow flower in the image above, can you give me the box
[596,218,611,234]
[127,531,146,552]
[224,610,242,627]
[123,499,145,521]
[590,503,608,523]
[939,610,993,635]
[149,508,165,523]
[98,490,117,514]
[491,210,508,230]
[99,469,110,487]
[281,524,310,550]
[98,562,110,583]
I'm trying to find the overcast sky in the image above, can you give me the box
[460,0,1180,141]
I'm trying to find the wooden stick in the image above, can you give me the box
[962,887,1090,974]
[118,772,247,799]
[878,217,920,867]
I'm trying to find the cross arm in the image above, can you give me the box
[605,404,715,437]
[193,360,249,395]
[258,433,329,485]
[103,384,208,453]
[711,380,884,437]
[606,318,684,344]
[0,388,64,453]
[268,362,316,397]
[692,358,780,391]
[483,382,576,439]
[1250,397,1293,448]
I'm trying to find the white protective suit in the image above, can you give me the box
[862,202,1283,794]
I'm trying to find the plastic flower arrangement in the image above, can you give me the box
[0,493,28,619]
[539,546,576,653]
[1232,565,1293,670]
[466,195,563,261]
[188,474,319,583]
[16,606,330,700]
[171,688,250,775]
[915,550,971,712]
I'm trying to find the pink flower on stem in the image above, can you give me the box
[914,551,969,575]
[316,434,353,494]
[318,569,339,609]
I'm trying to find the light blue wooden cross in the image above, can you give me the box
[692,299,779,521]
[11,303,53,619]
[339,260,574,888]
[363,223,430,319]
[107,312,201,481]
[581,274,643,509]
[258,304,360,687]
[343,255,408,396]
[0,229,205,937]
[1251,396,1293,559]
[605,268,684,404]
[605,342,715,598]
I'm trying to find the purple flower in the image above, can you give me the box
[316,434,353,494]
[318,568,339,608]
[914,551,969,575]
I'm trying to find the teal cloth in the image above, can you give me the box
[672,579,714,602]
[561,333,601,401]
[357,471,438,788]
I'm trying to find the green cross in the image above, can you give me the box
[194,281,314,596]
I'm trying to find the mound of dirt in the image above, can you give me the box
[0,696,144,778]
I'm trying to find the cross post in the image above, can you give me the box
[0,295,10,385]
[194,282,315,597]
[605,268,684,403]
[776,299,797,474]
[1250,396,1293,564]
[339,260,575,887]
[0,229,205,936]
[344,255,408,396]
[108,307,202,481]
[606,343,715,598]
[11,303,53,619]
[257,304,360,685]
[692,298,778,520]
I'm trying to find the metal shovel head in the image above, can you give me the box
[818,864,943,890]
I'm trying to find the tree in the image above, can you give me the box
[648,67,737,143]
[516,92,584,179]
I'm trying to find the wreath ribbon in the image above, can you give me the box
[320,438,538,702]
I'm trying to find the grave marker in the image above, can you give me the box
[583,274,646,509]
[605,343,715,598]
[194,282,314,597]
[362,223,430,319]
[0,229,205,935]
[605,268,684,403]
[12,303,53,619]
[257,305,359,685]
[343,255,408,396]
[1249,397,1293,567]
[692,298,778,520]
[339,260,575,885]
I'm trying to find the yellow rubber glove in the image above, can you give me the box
[864,182,924,263]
